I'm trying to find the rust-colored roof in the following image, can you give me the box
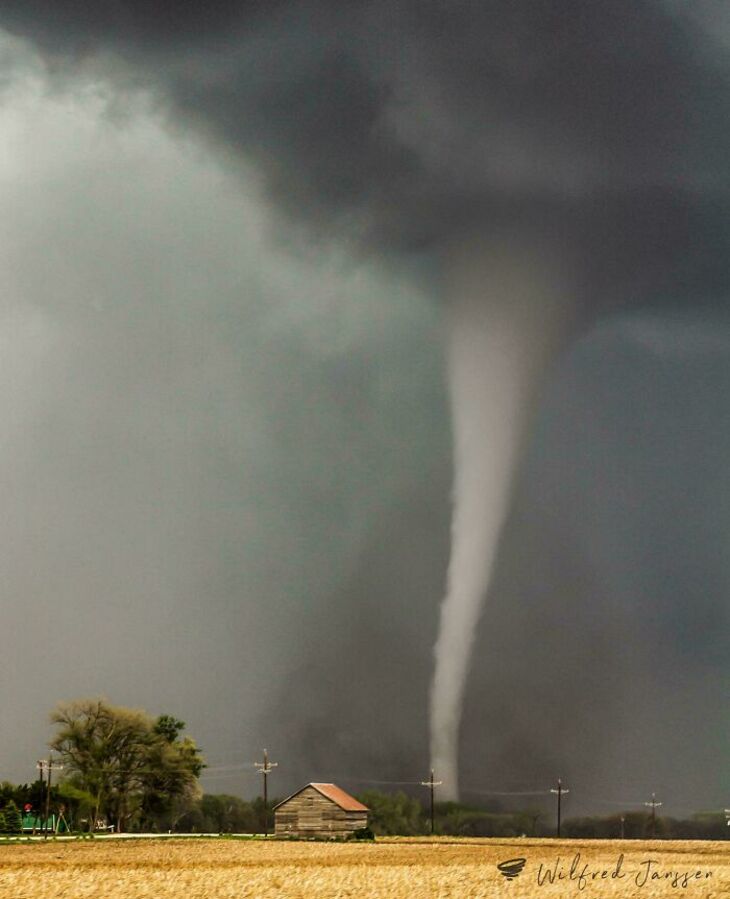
[274,783,369,812]
[310,783,369,812]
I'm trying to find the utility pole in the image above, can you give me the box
[644,793,662,838]
[550,778,569,838]
[420,770,442,835]
[254,749,278,837]
[620,815,626,839]
[38,753,63,839]
[35,759,46,836]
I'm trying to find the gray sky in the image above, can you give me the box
[0,5,728,816]
[0,37,446,788]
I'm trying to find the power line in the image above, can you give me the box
[321,774,426,786]
[200,771,261,780]
[580,796,647,808]
[468,788,552,797]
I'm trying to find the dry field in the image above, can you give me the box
[0,836,727,899]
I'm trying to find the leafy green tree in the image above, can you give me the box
[350,791,548,837]
[153,715,186,744]
[50,698,204,832]
[55,781,97,833]
[175,794,261,834]
[515,808,545,837]
[440,809,524,837]
[12,779,47,814]
[681,812,727,840]
[564,815,624,838]
[356,790,424,835]
[136,719,205,831]
[2,801,22,834]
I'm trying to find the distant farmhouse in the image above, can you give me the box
[274,783,369,838]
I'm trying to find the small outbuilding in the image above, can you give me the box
[274,782,369,838]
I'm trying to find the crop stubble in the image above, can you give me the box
[0,837,726,898]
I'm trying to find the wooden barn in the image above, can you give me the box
[274,783,369,838]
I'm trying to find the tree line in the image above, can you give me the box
[2,698,726,838]
[2,779,725,839]
[352,791,727,840]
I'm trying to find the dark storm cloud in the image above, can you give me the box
[1,3,728,811]
[0,56,446,788]
[0,1,257,46]
[464,313,730,814]
[4,1,730,272]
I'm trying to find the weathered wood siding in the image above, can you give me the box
[275,786,368,837]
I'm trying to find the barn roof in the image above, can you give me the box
[274,782,369,812]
